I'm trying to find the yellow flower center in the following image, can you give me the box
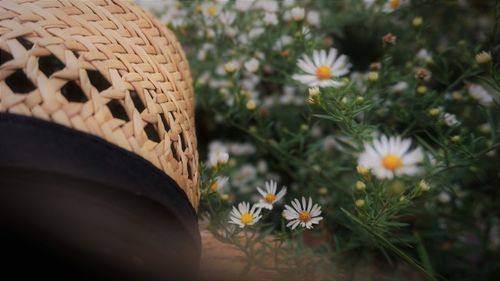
[382,154,402,171]
[209,182,219,192]
[298,211,312,222]
[315,65,333,80]
[240,212,254,225]
[389,0,400,9]
[265,193,276,203]
[207,5,217,16]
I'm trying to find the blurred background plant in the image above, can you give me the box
[136,0,500,280]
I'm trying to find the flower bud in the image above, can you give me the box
[246,99,256,110]
[475,51,491,65]
[419,180,431,192]
[416,68,430,80]
[291,7,305,21]
[451,135,461,144]
[224,61,237,73]
[368,71,379,81]
[355,199,365,208]
[417,86,427,95]
[412,16,423,27]
[428,107,441,117]
[355,96,365,105]
[318,187,328,195]
[355,181,366,191]
[369,62,381,70]
[357,165,370,176]
[383,33,397,45]
[308,87,320,104]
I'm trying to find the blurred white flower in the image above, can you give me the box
[293,48,351,88]
[229,202,262,228]
[234,0,255,11]
[256,0,278,12]
[300,26,312,40]
[232,164,257,189]
[256,160,268,173]
[202,2,223,18]
[210,176,229,193]
[416,49,432,63]
[283,197,323,230]
[390,81,409,93]
[264,12,279,25]
[208,141,229,167]
[382,0,408,13]
[363,0,376,8]
[306,10,320,27]
[283,0,296,7]
[197,71,211,85]
[280,86,304,105]
[358,135,424,179]
[274,35,293,50]
[208,151,229,167]
[444,113,459,127]
[249,27,265,39]
[205,28,216,38]
[229,142,256,156]
[224,26,238,38]
[322,135,337,151]
[256,180,287,210]
[290,7,305,21]
[224,61,238,73]
[438,191,451,204]
[244,58,260,73]
[197,43,214,61]
[468,84,494,106]
[219,11,236,26]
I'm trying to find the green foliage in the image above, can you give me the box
[138,0,500,280]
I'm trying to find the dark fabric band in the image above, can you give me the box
[0,112,200,276]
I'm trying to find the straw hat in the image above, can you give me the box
[0,0,199,209]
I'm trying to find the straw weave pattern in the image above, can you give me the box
[0,0,199,209]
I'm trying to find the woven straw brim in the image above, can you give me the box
[0,0,199,209]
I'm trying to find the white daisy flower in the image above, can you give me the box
[219,11,236,26]
[358,135,424,179]
[363,0,376,8]
[207,141,229,167]
[382,0,408,13]
[234,0,255,11]
[293,48,351,88]
[232,164,257,190]
[290,7,305,21]
[468,84,494,106]
[229,202,262,228]
[306,10,320,27]
[390,81,409,93]
[255,180,287,210]
[201,2,224,18]
[244,58,260,73]
[208,151,229,167]
[263,12,279,25]
[256,0,278,13]
[444,113,459,127]
[283,197,323,230]
[209,176,229,193]
[416,48,432,63]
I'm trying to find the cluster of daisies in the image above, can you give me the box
[229,180,323,230]
[292,48,426,180]
[228,133,426,230]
